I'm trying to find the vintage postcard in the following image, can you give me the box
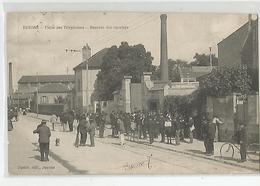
[6,11,259,175]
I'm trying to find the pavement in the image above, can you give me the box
[26,112,260,171]
[7,112,260,175]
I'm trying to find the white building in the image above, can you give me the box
[73,44,108,112]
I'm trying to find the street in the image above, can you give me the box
[8,114,258,175]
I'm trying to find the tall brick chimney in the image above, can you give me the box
[160,14,169,82]
[8,62,13,96]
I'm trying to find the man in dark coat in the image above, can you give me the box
[68,110,75,132]
[159,112,165,143]
[179,115,185,140]
[207,116,216,155]
[140,112,147,139]
[237,123,248,162]
[202,115,209,154]
[173,114,180,145]
[135,112,143,139]
[77,114,88,146]
[89,114,96,147]
[33,120,51,161]
[188,116,195,143]
[96,112,105,138]
[147,112,156,144]
[118,114,126,146]
[110,111,117,137]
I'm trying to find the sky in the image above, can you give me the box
[7,12,251,89]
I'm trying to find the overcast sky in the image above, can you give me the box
[7,12,251,89]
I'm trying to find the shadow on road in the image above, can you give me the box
[28,155,41,161]
[111,143,121,146]
[31,142,89,174]
[214,155,239,162]
[187,149,205,155]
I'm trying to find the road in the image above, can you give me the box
[8,115,257,175]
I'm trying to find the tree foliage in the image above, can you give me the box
[152,59,189,82]
[190,53,218,66]
[199,66,252,96]
[93,42,155,101]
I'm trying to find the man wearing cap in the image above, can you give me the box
[33,120,51,161]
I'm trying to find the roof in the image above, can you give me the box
[73,48,109,71]
[18,75,75,84]
[150,82,167,91]
[218,19,257,46]
[191,66,213,72]
[11,93,31,99]
[180,66,212,79]
[37,83,70,93]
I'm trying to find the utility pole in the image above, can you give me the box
[85,59,89,113]
[17,88,20,109]
[36,72,39,117]
[209,47,213,71]
[65,48,80,111]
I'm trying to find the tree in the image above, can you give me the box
[199,66,252,97]
[93,42,155,101]
[190,53,218,66]
[152,59,189,82]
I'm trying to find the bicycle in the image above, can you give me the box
[220,142,260,161]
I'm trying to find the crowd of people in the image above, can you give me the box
[108,110,196,146]
[28,108,248,162]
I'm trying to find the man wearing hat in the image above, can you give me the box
[33,120,51,161]
[88,113,96,147]
[237,123,248,162]
[77,114,89,146]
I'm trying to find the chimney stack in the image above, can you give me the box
[82,43,91,62]
[160,14,169,82]
[8,62,13,96]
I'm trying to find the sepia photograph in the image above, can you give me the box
[6,11,259,175]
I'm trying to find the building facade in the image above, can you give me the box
[218,15,258,69]
[32,83,71,115]
[16,74,74,109]
[73,43,108,112]
[215,15,259,143]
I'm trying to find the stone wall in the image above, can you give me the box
[207,94,259,143]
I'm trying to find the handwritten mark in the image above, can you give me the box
[123,153,152,171]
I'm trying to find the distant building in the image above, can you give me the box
[113,73,199,113]
[18,75,75,94]
[218,15,258,69]
[16,74,75,108]
[73,43,108,112]
[32,83,71,115]
[179,66,214,83]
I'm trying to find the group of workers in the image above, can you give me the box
[30,109,249,162]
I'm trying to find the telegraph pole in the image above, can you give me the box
[85,59,89,113]
[36,72,39,117]
[209,47,213,71]
[65,48,80,111]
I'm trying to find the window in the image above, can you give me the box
[40,96,48,103]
